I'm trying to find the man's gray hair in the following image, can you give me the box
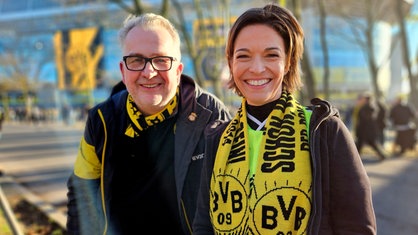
[118,13,181,60]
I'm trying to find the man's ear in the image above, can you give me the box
[176,62,184,84]
[119,61,126,82]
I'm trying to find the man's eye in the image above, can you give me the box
[154,58,168,63]
[133,57,145,63]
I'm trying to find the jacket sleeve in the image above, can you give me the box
[326,116,377,234]
[193,140,216,234]
[66,111,104,235]
[66,174,102,235]
[192,155,214,234]
[193,121,228,235]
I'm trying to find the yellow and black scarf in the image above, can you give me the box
[125,89,178,137]
[210,91,312,235]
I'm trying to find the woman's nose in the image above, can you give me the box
[249,56,266,73]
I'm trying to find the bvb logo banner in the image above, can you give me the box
[53,27,104,90]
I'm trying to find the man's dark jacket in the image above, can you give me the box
[66,75,231,235]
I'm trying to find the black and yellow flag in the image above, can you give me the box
[193,17,236,49]
[53,27,104,90]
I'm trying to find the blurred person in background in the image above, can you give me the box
[389,95,417,156]
[0,107,4,139]
[343,93,366,133]
[355,93,387,161]
[66,13,231,235]
[375,97,388,146]
[0,107,3,175]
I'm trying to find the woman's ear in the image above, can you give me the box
[285,61,291,75]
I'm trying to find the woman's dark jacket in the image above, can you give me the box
[193,98,377,235]
[66,75,231,235]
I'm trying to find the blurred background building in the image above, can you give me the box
[0,0,416,121]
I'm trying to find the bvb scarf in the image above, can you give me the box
[210,91,312,235]
[124,89,178,137]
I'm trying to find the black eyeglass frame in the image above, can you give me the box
[122,55,176,71]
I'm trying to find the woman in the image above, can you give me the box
[193,4,376,235]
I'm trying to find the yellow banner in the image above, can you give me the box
[193,17,237,48]
[53,27,104,90]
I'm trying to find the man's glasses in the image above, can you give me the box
[123,55,176,71]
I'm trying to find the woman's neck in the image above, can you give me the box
[246,99,279,130]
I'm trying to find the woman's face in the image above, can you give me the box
[231,24,287,106]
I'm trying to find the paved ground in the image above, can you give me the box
[362,154,418,235]
[0,121,83,232]
[0,121,418,234]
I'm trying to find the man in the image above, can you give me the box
[66,13,231,235]
[389,96,416,156]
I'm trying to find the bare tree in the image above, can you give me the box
[317,0,330,100]
[287,0,317,103]
[396,1,418,109]
[324,0,403,101]
[110,0,230,101]
[180,0,231,101]
[0,36,53,118]
[109,0,170,16]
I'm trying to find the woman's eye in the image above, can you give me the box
[266,53,280,58]
[236,54,249,59]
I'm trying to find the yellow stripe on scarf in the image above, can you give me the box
[210,91,312,235]
[125,89,178,137]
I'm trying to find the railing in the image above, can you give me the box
[0,184,24,235]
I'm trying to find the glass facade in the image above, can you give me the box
[0,0,417,112]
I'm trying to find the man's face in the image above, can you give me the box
[119,26,183,116]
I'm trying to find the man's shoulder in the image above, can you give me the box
[180,74,229,109]
[91,90,128,115]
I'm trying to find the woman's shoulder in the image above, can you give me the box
[307,97,343,125]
